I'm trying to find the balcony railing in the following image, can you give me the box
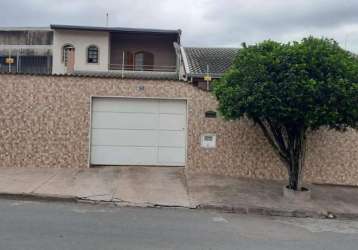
[109,64,177,72]
[0,55,52,74]
[73,63,178,80]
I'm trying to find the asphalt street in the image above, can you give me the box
[0,199,357,250]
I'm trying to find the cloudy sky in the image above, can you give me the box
[1,0,358,51]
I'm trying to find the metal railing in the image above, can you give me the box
[109,64,176,72]
[0,49,52,74]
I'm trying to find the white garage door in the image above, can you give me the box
[90,98,187,166]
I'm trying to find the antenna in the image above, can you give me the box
[106,12,109,27]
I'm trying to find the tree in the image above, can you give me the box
[214,37,358,191]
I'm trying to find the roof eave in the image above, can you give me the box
[50,24,181,36]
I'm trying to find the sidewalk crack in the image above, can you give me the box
[30,172,60,194]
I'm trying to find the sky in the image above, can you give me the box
[1,0,358,52]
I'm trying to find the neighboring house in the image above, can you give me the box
[0,24,357,186]
[179,47,239,89]
[0,27,53,74]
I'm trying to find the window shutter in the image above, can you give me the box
[125,51,133,70]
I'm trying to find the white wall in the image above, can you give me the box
[53,30,109,74]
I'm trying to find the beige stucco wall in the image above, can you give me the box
[53,30,109,74]
[0,74,357,185]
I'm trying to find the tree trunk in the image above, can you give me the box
[255,119,306,191]
[287,129,306,191]
[288,160,301,190]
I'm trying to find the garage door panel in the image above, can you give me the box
[91,98,186,166]
[159,114,186,130]
[159,100,186,114]
[92,112,158,129]
[91,146,157,165]
[158,147,186,165]
[93,98,158,113]
[92,129,158,147]
[159,131,185,147]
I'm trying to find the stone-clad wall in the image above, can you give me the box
[0,74,357,185]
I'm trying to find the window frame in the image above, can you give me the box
[87,45,99,64]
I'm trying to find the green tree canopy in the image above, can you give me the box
[214,37,358,190]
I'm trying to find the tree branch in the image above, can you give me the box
[266,119,290,156]
[254,118,290,169]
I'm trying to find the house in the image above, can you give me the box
[50,24,181,78]
[0,25,237,83]
[0,25,181,78]
[0,25,357,186]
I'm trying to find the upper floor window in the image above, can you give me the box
[87,45,99,64]
[62,44,75,66]
[135,51,154,71]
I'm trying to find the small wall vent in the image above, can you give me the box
[205,111,217,118]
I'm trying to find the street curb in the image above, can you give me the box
[0,192,79,203]
[1,192,358,220]
[197,204,358,220]
[0,193,192,208]
[0,193,129,206]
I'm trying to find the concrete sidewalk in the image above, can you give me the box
[187,174,358,219]
[2,167,358,219]
[0,167,191,207]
